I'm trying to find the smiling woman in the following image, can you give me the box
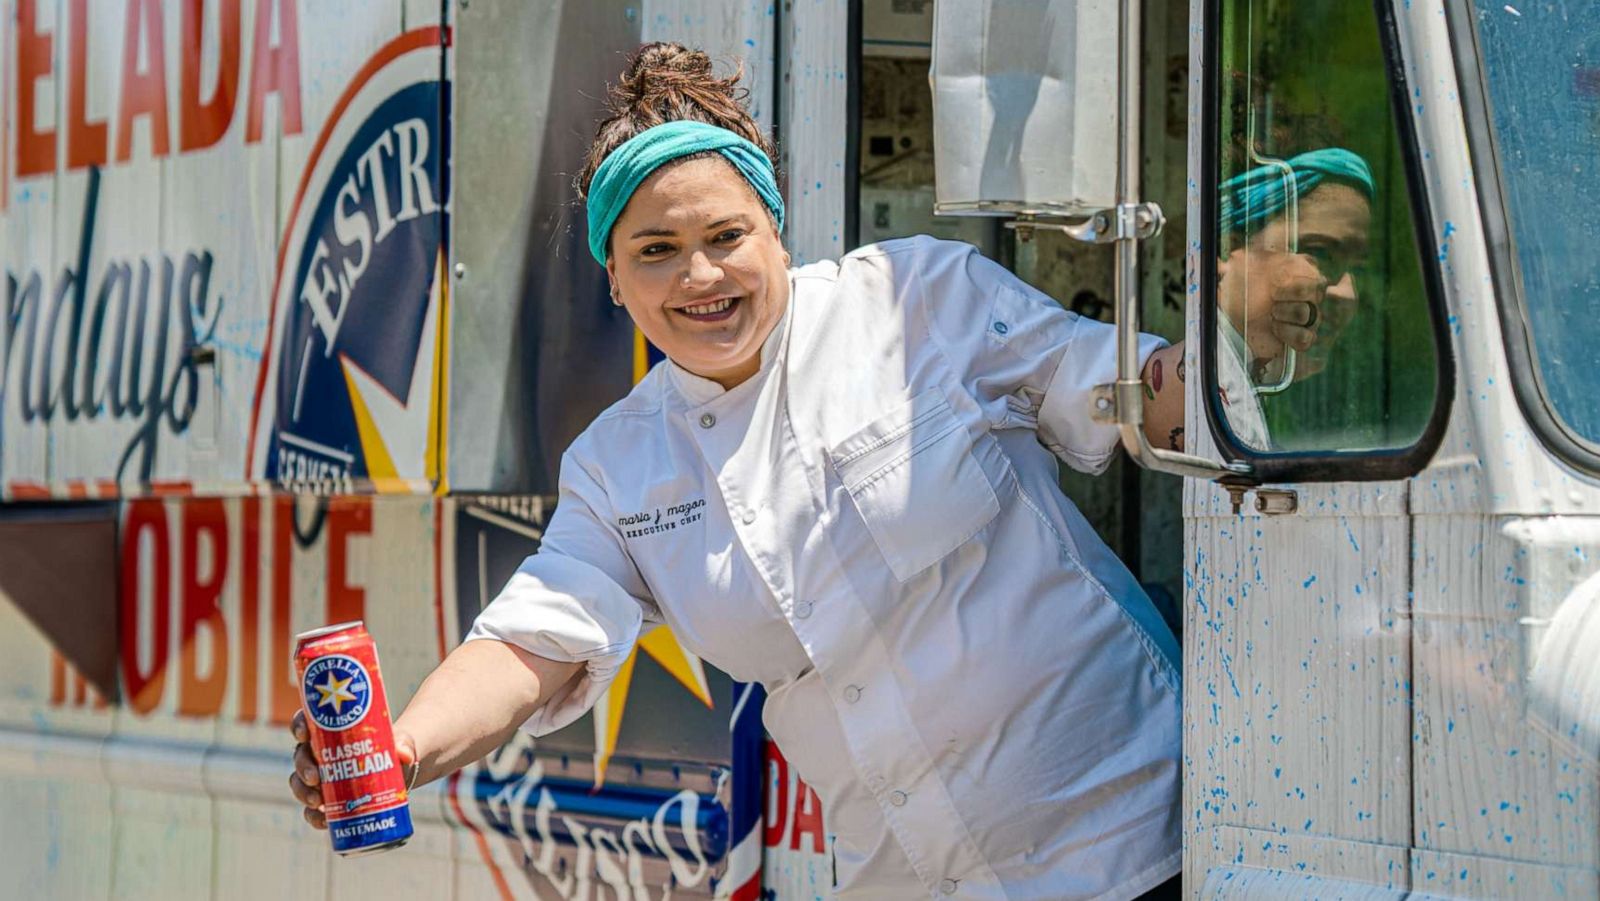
[291,41,1188,900]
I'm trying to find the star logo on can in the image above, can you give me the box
[302,655,374,731]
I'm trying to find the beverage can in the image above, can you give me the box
[294,621,414,856]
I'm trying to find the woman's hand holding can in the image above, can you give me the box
[288,708,420,832]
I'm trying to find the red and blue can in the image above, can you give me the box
[295,621,414,856]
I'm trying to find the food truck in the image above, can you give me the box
[0,0,1594,897]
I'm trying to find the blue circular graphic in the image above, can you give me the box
[265,79,449,485]
[302,654,374,731]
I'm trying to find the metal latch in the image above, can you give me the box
[1112,202,1165,241]
[1255,488,1298,515]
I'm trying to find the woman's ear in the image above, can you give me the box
[605,259,622,307]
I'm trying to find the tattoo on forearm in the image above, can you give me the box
[1168,426,1185,452]
[1143,357,1164,401]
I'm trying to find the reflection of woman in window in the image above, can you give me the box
[1215,149,1374,447]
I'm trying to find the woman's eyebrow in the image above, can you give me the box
[628,226,677,239]
[631,215,752,240]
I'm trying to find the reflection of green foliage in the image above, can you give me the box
[1222,0,1439,450]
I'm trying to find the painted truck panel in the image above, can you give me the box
[2,0,352,493]
[445,0,635,496]
[0,493,773,899]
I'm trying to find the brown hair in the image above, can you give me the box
[576,42,778,202]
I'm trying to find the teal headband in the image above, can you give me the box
[1219,147,1375,236]
[586,121,784,264]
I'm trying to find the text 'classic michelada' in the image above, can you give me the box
[295,622,414,856]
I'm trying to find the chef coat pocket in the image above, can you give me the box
[829,388,1000,581]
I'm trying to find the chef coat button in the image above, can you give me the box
[742,508,757,524]
[794,601,813,619]
[699,413,716,429]
[843,685,862,703]
[939,878,959,895]
[888,790,907,807]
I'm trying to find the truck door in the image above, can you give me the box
[1184,0,1455,893]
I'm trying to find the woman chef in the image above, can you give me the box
[291,43,1187,900]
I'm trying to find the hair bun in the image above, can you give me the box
[614,43,718,105]
[578,42,778,200]
[610,42,739,119]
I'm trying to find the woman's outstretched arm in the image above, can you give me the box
[395,639,583,787]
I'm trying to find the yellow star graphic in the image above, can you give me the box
[342,249,449,494]
[315,674,359,715]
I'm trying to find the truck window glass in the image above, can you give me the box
[1209,0,1440,455]
[1469,2,1600,450]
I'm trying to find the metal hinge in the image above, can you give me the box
[1006,202,1167,244]
[1219,483,1298,516]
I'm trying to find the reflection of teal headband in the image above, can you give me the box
[586,121,784,264]
[1219,148,1375,235]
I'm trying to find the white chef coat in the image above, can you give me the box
[468,236,1182,900]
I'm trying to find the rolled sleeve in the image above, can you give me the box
[465,451,659,736]
[913,238,1166,473]
[1035,312,1167,473]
